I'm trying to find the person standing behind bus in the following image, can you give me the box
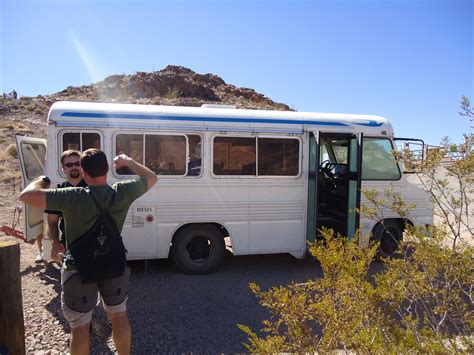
[41,150,87,263]
[19,149,157,355]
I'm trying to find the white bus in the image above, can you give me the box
[17,101,432,273]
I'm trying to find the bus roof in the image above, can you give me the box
[48,101,394,136]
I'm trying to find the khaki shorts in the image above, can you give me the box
[61,266,131,328]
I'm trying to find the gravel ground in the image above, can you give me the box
[1,225,323,353]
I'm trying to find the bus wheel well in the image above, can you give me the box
[172,223,229,244]
[371,218,410,258]
[170,223,229,274]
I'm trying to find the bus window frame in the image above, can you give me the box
[184,133,204,178]
[112,130,189,178]
[57,129,103,179]
[361,136,402,181]
[210,133,303,179]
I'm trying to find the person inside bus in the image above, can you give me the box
[187,142,201,176]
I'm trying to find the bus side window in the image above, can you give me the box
[258,137,300,176]
[362,138,401,180]
[62,132,101,152]
[187,135,202,176]
[145,135,186,176]
[82,133,101,149]
[213,137,256,176]
[115,134,143,175]
[213,136,300,177]
[63,132,80,151]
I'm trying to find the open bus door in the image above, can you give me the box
[15,135,47,242]
[309,131,363,240]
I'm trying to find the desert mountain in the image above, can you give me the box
[0,65,291,132]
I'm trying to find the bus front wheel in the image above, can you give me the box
[171,224,226,274]
[372,220,403,258]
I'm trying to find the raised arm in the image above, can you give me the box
[113,154,158,190]
[18,176,50,208]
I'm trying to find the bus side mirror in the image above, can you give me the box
[394,137,426,174]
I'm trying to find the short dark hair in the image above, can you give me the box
[60,150,81,166]
[80,149,108,178]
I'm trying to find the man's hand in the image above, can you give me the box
[113,154,133,170]
[113,154,158,190]
[36,176,51,189]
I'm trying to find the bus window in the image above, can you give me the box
[62,132,101,152]
[187,135,202,176]
[320,144,329,162]
[213,137,256,175]
[82,133,101,149]
[145,135,186,175]
[362,138,401,180]
[332,141,348,164]
[258,138,300,176]
[20,141,46,180]
[115,134,143,175]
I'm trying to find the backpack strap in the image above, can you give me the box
[88,188,116,214]
[88,189,121,237]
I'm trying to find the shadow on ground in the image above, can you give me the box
[40,252,385,353]
[127,253,322,353]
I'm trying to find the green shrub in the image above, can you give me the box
[240,228,473,353]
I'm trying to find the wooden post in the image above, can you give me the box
[0,241,25,355]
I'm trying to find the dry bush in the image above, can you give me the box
[5,144,17,158]
[0,171,21,183]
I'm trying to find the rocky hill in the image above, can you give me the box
[0,65,291,134]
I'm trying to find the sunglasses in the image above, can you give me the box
[64,162,81,168]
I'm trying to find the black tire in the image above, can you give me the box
[372,220,403,258]
[171,224,226,274]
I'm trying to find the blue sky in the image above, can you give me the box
[1,0,472,145]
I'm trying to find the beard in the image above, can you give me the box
[69,169,81,179]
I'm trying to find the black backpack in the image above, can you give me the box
[67,189,127,284]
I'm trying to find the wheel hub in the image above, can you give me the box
[186,237,211,261]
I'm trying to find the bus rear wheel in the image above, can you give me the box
[171,225,226,274]
[372,220,403,258]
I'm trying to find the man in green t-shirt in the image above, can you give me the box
[19,148,157,355]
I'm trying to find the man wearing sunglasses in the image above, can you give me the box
[39,150,87,263]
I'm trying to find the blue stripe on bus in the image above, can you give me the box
[60,112,384,127]
[55,121,304,134]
